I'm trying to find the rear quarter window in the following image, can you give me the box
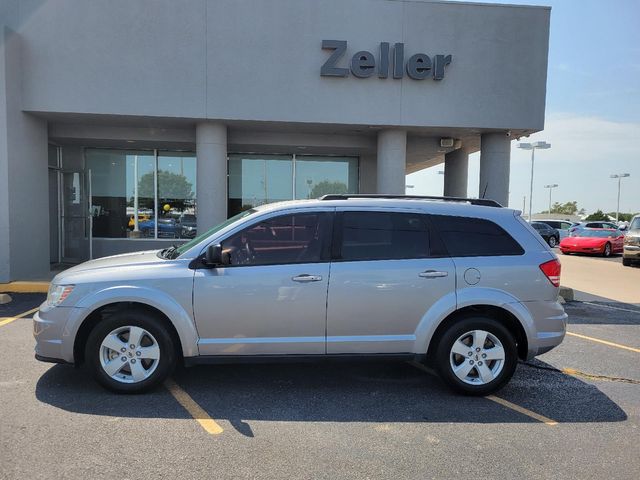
[430,215,524,257]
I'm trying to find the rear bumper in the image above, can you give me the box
[522,300,567,359]
[623,245,640,259]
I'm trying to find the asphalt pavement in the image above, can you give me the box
[1,283,639,479]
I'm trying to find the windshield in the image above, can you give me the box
[630,218,640,230]
[578,230,618,238]
[174,209,257,256]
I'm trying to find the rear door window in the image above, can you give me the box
[337,211,430,261]
[430,215,524,257]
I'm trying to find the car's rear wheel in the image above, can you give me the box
[434,317,518,395]
[85,309,175,393]
[548,236,557,248]
[622,257,631,267]
[603,242,612,257]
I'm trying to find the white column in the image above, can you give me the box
[196,122,227,233]
[443,148,468,198]
[376,129,407,194]
[479,133,511,206]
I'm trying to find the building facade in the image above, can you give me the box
[0,0,550,281]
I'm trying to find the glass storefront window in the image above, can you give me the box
[86,149,196,239]
[228,154,358,217]
[158,152,197,239]
[228,154,293,217]
[295,156,358,199]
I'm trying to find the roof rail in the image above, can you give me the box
[319,194,502,208]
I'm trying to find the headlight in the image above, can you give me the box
[624,236,639,245]
[47,284,74,307]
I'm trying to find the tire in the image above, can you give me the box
[85,309,176,393]
[603,242,612,257]
[622,257,631,267]
[434,316,518,396]
[548,236,557,248]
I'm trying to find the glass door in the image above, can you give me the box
[61,171,90,263]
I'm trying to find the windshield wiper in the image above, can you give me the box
[160,245,180,260]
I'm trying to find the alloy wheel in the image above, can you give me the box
[449,330,505,385]
[99,326,160,384]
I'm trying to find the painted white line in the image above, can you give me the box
[581,301,640,315]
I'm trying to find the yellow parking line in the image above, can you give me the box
[409,361,557,425]
[0,307,40,327]
[165,378,224,435]
[566,331,640,354]
[486,395,558,425]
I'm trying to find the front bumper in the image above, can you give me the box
[33,304,85,364]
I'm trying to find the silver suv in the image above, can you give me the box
[34,195,567,395]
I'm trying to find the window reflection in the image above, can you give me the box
[295,156,358,199]
[228,154,358,217]
[86,149,196,239]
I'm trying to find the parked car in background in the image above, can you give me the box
[530,222,560,247]
[34,195,566,396]
[622,215,640,267]
[177,213,198,239]
[559,228,624,257]
[128,214,151,229]
[139,217,179,238]
[535,219,574,240]
[569,221,619,236]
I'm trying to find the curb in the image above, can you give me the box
[558,286,574,303]
[0,282,50,294]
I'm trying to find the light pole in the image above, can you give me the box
[610,173,630,222]
[544,184,558,214]
[518,141,551,221]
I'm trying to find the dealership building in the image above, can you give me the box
[0,0,550,282]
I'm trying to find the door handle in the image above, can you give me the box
[419,270,448,278]
[292,274,323,283]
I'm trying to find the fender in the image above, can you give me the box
[61,285,199,362]
[413,287,535,355]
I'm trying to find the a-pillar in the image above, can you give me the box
[376,129,407,194]
[196,122,228,232]
[479,133,511,206]
[443,148,469,198]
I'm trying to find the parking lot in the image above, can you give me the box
[1,256,639,480]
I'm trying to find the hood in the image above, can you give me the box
[562,237,607,246]
[53,250,165,282]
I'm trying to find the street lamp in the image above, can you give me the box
[518,141,551,221]
[544,184,558,214]
[610,173,630,222]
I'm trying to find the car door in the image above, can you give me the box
[193,210,333,355]
[326,208,455,354]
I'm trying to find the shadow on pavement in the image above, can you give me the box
[565,298,640,324]
[35,359,627,435]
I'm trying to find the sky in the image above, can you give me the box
[406,0,640,215]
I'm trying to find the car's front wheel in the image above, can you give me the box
[85,309,176,393]
[434,317,518,395]
[548,236,557,248]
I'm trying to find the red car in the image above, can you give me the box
[559,228,625,257]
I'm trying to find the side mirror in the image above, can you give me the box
[204,244,222,266]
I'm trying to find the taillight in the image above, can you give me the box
[539,259,561,287]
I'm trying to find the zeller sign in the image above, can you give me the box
[320,40,452,80]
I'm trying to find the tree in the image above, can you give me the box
[548,201,579,215]
[135,170,194,209]
[309,180,348,198]
[584,210,609,221]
